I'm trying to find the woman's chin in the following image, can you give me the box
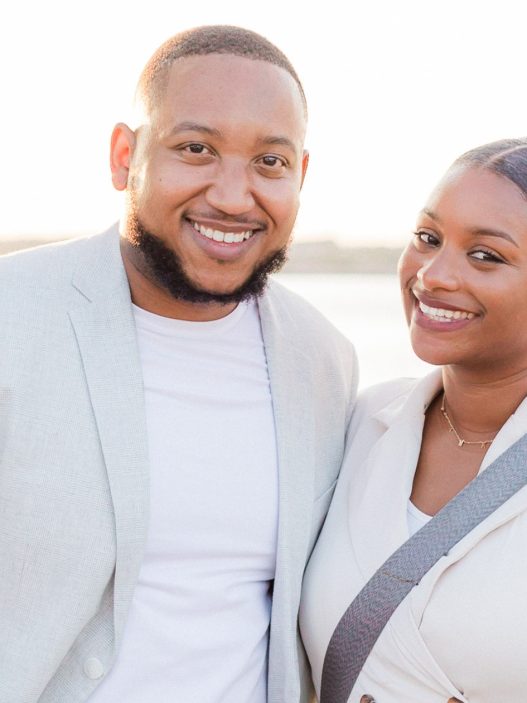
[409,335,458,367]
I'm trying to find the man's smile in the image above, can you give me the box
[190,219,256,244]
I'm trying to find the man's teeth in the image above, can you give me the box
[419,301,475,322]
[192,222,253,243]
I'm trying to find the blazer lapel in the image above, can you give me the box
[68,229,149,647]
[348,371,443,580]
[350,370,527,586]
[257,288,317,688]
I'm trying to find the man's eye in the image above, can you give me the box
[183,143,211,155]
[260,155,286,168]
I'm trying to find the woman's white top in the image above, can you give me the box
[300,369,527,703]
[407,500,432,536]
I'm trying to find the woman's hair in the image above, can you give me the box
[453,137,527,198]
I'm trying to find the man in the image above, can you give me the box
[0,26,357,702]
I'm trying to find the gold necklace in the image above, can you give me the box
[440,393,494,449]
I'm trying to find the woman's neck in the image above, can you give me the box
[441,366,527,436]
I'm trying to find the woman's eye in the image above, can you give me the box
[413,230,439,247]
[470,249,504,263]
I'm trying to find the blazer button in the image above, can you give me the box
[360,696,376,703]
[84,657,104,680]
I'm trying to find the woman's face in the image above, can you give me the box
[399,165,527,377]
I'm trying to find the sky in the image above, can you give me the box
[2,0,527,246]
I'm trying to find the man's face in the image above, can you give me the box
[113,53,308,314]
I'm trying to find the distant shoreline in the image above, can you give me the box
[0,237,403,275]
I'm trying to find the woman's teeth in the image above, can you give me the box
[419,301,475,322]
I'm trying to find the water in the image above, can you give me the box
[275,273,433,389]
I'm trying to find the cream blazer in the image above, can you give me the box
[300,370,527,703]
[0,227,357,703]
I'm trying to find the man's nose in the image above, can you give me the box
[205,159,256,215]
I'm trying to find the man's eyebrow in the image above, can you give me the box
[420,208,519,247]
[168,121,222,138]
[258,135,297,151]
[167,123,297,152]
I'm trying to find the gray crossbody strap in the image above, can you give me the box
[320,432,527,703]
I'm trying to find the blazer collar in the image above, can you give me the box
[70,224,126,303]
[257,284,317,685]
[349,368,527,580]
[480,393,527,471]
[68,226,150,647]
[348,370,443,579]
[257,283,316,567]
[372,368,443,428]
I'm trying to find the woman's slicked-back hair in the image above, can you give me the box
[453,137,527,198]
[136,25,307,118]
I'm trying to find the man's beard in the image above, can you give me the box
[126,212,288,305]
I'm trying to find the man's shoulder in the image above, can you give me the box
[262,278,353,352]
[0,227,120,290]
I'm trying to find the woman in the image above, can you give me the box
[300,138,527,703]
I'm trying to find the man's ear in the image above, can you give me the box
[110,123,136,191]
[300,150,309,189]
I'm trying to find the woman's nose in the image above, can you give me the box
[416,250,460,292]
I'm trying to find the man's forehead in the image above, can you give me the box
[153,54,306,121]
[132,54,307,149]
[169,54,299,90]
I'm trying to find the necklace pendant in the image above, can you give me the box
[441,393,494,449]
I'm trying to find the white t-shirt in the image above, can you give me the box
[407,499,432,536]
[89,299,278,703]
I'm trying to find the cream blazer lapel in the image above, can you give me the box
[348,371,443,580]
[68,229,149,648]
[350,372,527,583]
[386,380,527,699]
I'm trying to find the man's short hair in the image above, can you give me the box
[136,25,307,119]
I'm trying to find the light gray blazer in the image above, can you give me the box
[0,227,357,703]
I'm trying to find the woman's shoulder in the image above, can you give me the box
[343,370,442,464]
[341,377,418,462]
[353,376,420,423]
[339,376,430,486]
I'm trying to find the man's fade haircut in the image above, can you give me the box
[453,137,527,199]
[136,25,307,119]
